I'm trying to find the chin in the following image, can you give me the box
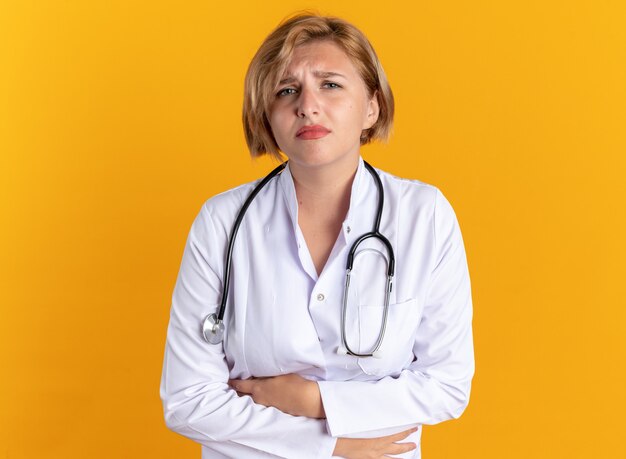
[285,149,359,170]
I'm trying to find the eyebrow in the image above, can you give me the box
[278,71,347,85]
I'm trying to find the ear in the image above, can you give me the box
[363,90,380,130]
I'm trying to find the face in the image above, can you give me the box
[268,40,379,171]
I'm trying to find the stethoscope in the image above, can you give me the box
[202,161,395,358]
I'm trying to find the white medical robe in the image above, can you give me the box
[160,157,474,458]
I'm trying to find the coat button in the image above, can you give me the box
[317,293,325,301]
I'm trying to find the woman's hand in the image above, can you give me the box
[230,375,417,457]
[333,427,418,459]
[229,373,325,419]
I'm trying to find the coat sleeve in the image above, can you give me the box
[160,203,336,458]
[317,189,475,437]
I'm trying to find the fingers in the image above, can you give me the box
[386,440,417,456]
[228,379,255,394]
[384,426,419,442]
[375,427,418,458]
[383,427,417,457]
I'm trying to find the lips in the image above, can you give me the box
[296,125,331,140]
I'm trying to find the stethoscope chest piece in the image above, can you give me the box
[202,313,225,344]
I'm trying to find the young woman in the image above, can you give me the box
[160,13,474,458]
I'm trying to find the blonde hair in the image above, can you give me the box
[243,13,395,159]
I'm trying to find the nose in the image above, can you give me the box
[296,86,320,118]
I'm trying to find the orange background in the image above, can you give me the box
[1,1,625,458]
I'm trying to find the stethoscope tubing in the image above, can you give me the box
[339,161,395,357]
[216,162,287,322]
[203,160,395,358]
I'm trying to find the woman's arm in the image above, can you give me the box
[160,203,336,458]
[229,373,326,419]
[230,376,418,458]
[317,190,474,437]
[232,189,474,438]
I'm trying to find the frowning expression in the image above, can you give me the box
[268,40,379,170]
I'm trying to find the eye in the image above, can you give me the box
[277,87,297,97]
[322,81,341,89]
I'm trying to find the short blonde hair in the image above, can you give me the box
[243,13,395,159]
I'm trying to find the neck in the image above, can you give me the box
[289,153,360,208]
[289,154,360,276]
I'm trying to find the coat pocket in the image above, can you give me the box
[356,298,421,376]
